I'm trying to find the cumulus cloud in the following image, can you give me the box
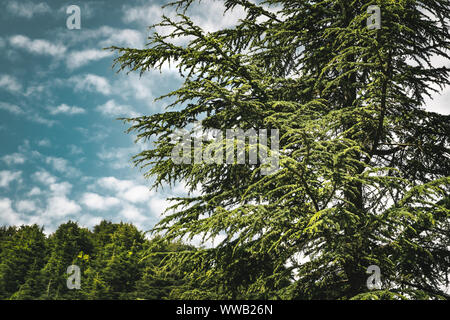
[0,170,22,188]
[45,156,81,177]
[66,49,113,69]
[97,176,135,192]
[0,198,24,225]
[123,4,169,28]
[33,115,57,127]
[0,74,22,92]
[49,181,72,197]
[2,153,26,166]
[15,200,37,213]
[99,28,145,48]
[81,192,120,211]
[69,74,111,95]
[96,99,139,118]
[424,86,450,115]
[37,139,51,147]
[97,177,154,202]
[122,1,246,38]
[9,35,66,57]
[6,1,51,18]
[120,204,149,228]
[56,25,143,47]
[68,144,83,155]
[0,102,56,126]
[77,214,103,229]
[48,103,85,115]
[97,145,136,170]
[76,125,111,143]
[0,101,24,115]
[122,186,153,203]
[32,170,57,185]
[148,196,173,217]
[117,74,156,103]
[27,187,42,197]
[45,196,81,218]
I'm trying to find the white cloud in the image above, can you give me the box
[68,144,83,155]
[96,99,139,117]
[117,74,155,103]
[69,74,111,95]
[97,145,135,169]
[66,49,113,69]
[30,114,56,127]
[15,200,37,213]
[99,28,145,48]
[9,35,66,56]
[45,196,81,217]
[188,1,247,33]
[56,25,142,48]
[0,74,22,92]
[0,198,24,225]
[27,187,42,196]
[77,214,103,229]
[33,170,57,185]
[0,102,56,126]
[123,185,153,203]
[122,2,246,38]
[81,192,120,210]
[6,1,51,18]
[424,86,450,115]
[120,204,149,223]
[24,84,45,97]
[76,125,110,143]
[96,176,153,203]
[97,176,135,192]
[49,181,72,196]
[0,101,24,114]
[48,103,85,115]
[45,156,81,177]
[37,139,51,147]
[2,153,26,165]
[123,4,168,27]
[148,196,172,217]
[0,170,22,188]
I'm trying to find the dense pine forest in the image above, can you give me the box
[0,221,197,300]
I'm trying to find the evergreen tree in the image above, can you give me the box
[41,221,94,299]
[134,237,196,300]
[110,0,450,299]
[0,225,47,299]
[0,221,196,300]
[83,222,145,299]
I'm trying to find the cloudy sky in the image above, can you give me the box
[0,0,448,235]
[0,0,250,234]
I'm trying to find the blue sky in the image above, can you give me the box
[0,0,448,235]
[0,0,250,234]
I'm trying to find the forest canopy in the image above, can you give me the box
[0,221,195,300]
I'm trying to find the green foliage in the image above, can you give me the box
[0,221,195,300]
[0,225,47,300]
[110,0,450,299]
